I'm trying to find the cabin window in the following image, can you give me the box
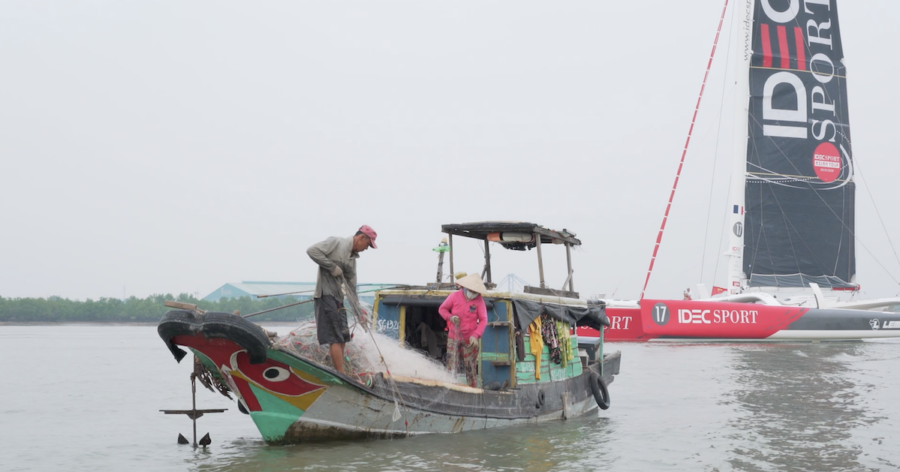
[376,295,514,388]
[402,305,449,360]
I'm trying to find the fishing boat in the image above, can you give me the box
[157,222,620,443]
[581,0,900,342]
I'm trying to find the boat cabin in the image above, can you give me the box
[372,222,609,389]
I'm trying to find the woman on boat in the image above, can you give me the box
[438,273,488,387]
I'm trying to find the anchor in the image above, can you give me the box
[160,356,227,448]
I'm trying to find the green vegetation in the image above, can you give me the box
[0,293,314,322]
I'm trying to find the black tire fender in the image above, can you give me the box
[157,310,271,364]
[590,371,610,410]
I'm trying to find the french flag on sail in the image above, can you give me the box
[733,205,743,215]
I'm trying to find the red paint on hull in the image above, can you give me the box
[578,300,809,342]
[171,334,324,411]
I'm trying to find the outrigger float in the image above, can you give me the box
[158,222,621,444]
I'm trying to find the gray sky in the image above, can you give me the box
[2,1,899,301]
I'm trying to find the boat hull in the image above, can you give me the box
[275,371,606,441]
[579,299,900,342]
[159,310,620,443]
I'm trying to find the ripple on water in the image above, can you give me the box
[3,326,900,471]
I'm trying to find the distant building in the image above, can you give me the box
[203,281,397,305]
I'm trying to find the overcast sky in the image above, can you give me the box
[2,1,899,302]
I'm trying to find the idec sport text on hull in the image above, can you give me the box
[678,309,759,324]
[608,316,632,330]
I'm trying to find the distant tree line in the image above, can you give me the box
[0,293,314,322]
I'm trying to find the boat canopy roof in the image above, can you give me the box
[440,221,580,298]
[441,222,580,250]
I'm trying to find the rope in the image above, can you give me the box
[339,278,410,435]
[243,298,314,318]
[244,286,408,318]
[701,1,736,284]
[745,113,900,286]
[640,0,731,300]
[256,285,407,299]
[854,157,900,276]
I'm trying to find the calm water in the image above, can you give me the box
[3,324,899,471]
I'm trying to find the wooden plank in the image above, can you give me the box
[398,305,406,347]
[535,232,545,288]
[448,234,454,281]
[480,351,510,362]
[484,239,492,284]
[523,285,579,299]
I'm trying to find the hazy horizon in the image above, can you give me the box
[3,1,900,302]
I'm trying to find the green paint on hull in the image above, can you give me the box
[189,348,219,371]
[515,336,581,384]
[247,384,305,442]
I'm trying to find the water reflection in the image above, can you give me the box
[193,416,617,471]
[724,342,882,471]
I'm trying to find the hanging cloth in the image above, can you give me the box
[528,317,543,380]
[515,328,526,362]
[556,321,566,368]
[556,321,574,368]
[540,313,561,365]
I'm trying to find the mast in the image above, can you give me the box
[725,0,754,294]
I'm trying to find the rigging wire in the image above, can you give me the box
[340,278,411,435]
[852,156,900,275]
[740,12,899,288]
[745,113,900,285]
[700,1,737,284]
[640,0,731,300]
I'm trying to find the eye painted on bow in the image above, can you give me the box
[263,366,291,382]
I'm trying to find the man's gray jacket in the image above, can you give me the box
[307,236,359,306]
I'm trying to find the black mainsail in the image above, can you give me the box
[742,0,856,290]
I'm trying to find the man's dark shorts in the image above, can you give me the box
[314,295,351,345]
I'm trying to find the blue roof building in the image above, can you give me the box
[203,281,316,301]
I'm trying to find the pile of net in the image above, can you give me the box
[273,321,458,385]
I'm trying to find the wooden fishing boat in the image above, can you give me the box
[157,222,621,444]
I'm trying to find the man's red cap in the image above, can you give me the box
[359,225,377,248]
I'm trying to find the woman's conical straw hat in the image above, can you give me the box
[456,273,488,295]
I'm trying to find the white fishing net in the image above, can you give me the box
[273,321,458,386]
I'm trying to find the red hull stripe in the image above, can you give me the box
[233,377,262,411]
[777,25,789,69]
[794,26,806,70]
[595,301,811,341]
[761,24,772,68]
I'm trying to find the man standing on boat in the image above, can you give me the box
[307,225,377,374]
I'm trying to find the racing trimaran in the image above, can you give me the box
[584,0,900,342]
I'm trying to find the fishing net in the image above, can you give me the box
[273,320,458,386]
